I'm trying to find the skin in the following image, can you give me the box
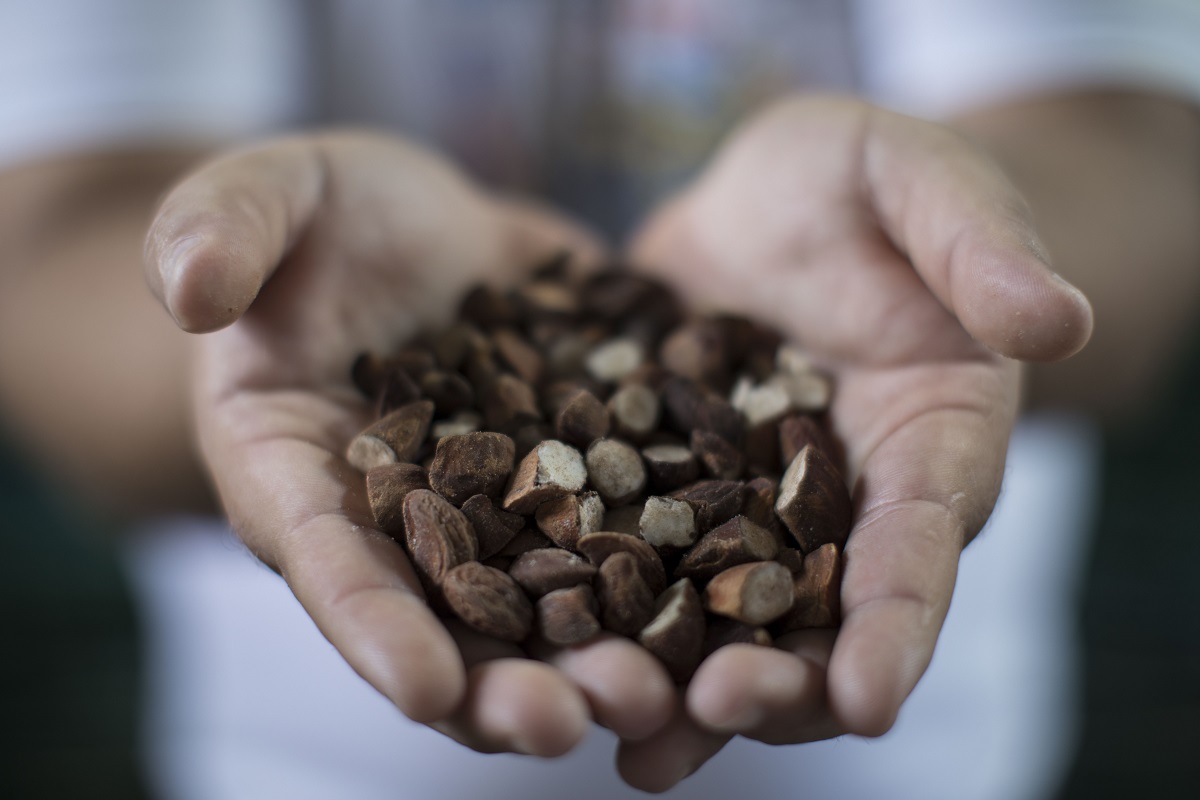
[2,91,1198,791]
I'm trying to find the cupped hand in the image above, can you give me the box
[619,94,1093,791]
[144,132,677,757]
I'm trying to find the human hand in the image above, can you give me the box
[144,133,677,757]
[620,95,1094,791]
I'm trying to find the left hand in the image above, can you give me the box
[618,94,1094,791]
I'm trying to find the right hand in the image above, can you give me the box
[143,132,678,757]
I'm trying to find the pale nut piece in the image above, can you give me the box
[576,531,667,595]
[365,463,429,538]
[766,371,832,413]
[638,496,698,549]
[402,488,479,586]
[346,400,435,472]
[674,515,779,582]
[502,439,588,514]
[638,578,706,683]
[607,384,660,442]
[703,561,795,626]
[585,438,647,507]
[442,562,533,642]
[775,444,852,553]
[427,431,516,506]
[430,411,483,442]
[585,337,646,383]
[730,379,793,427]
[595,551,656,638]
[508,548,598,598]
[536,584,602,646]
[534,491,605,550]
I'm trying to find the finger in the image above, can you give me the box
[433,657,592,757]
[860,105,1094,361]
[826,361,1018,736]
[617,707,732,794]
[145,136,326,332]
[685,639,839,744]
[532,634,677,742]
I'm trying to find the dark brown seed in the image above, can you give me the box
[459,493,525,560]
[376,363,422,416]
[492,327,545,385]
[779,414,841,474]
[402,489,479,586]
[346,400,436,472]
[443,562,533,642]
[691,429,746,481]
[703,561,794,626]
[775,543,842,632]
[669,480,747,534]
[419,370,475,417]
[536,584,601,646]
[502,439,588,515]
[366,463,429,538]
[674,515,779,582]
[638,578,706,683]
[642,444,700,493]
[555,389,611,449]
[576,531,667,595]
[432,322,490,372]
[595,552,656,637]
[508,548,599,597]
[482,373,542,432]
[458,284,520,329]
[775,445,852,553]
[534,491,605,550]
[426,432,516,506]
[515,280,580,320]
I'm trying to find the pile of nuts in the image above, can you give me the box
[346,257,851,683]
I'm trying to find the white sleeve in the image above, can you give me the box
[855,0,1200,118]
[0,0,311,167]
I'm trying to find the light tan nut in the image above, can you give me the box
[508,548,598,597]
[554,389,611,449]
[638,496,698,549]
[585,337,646,383]
[459,494,525,560]
[675,515,779,582]
[775,543,842,632]
[641,444,700,493]
[365,463,430,538]
[585,438,647,507]
[595,552,656,637]
[702,617,773,657]
[442,562,533,642]
[691,429,745,481]
[536,584,601,646]
[427,432,516,506]
[730,378,793,427]
[703,561,795,626]
[346,400,435,472]
[775,444,852,553]
[502,439,588,514]
[534,491,605,550]
[576,531,668,595]
[669,480,747,534]
[402,488,479,586]
[638,578,706,683]
[607,384,660,442]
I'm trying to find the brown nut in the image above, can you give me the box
[576,531,667,596]
[675,515,779,583]
[691,429,745,481]
[641,444,700,494]
[775,444,852,553]
[402,488,479,586]
[365,463,430,538]
[443,562,533,642]
[638,496,698,549]
[536,584,602,646]
[534,491,605,550]
[554,389,611,450]
[346,400,435,472]
[703,561,794,626]
[459,494,524,560]
[669,480,747,534]
[509,548,599,598]
[427,432,516,506]
[607,384,660,442]
[595,551,656,638]
[638,578,706,683]
[775,543,842,632]
[502,439,588,514]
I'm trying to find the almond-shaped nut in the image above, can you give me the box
[778,414,842,474]
[497,527,555,558]
[691,429,745,481]
[402,488,479,586]
[460,494,524,560]
[492,327,545,385]
[534,491,605,550]
[585,438,647,507]
[509,548,598,597]
[641,444,700,493]
[675,515,779,582]
[585,337,646,383]
[638,496,698,549]
[703,561,794,626]
[606,384,660,442]
[536,584,601,646]
[555,389,611,449]
[502,439,588,514]
[775,543,842,632]
[442,562,533,642]
[775,444,852,553]
[595,551,656,637]
[365,463,429,538]
[482,373,542,433]
[669,480,747,533]
[638,578,706,683]
[427,432,516,506]
[576,531,667,595]
[702,617,773,657]
[346,400,435,472]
